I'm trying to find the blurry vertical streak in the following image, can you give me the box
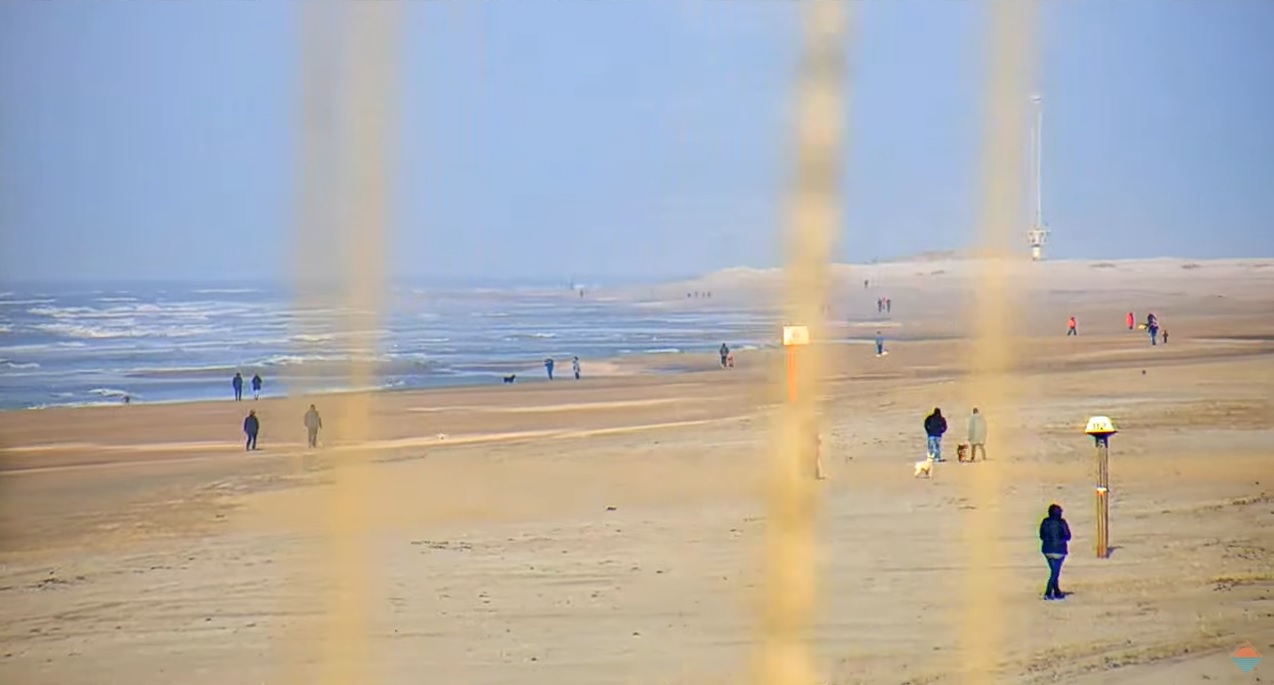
[756,2,847,684]
[294,0,403,683]
[963,0,1039,683]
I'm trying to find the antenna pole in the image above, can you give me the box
[1034,94,1043,228]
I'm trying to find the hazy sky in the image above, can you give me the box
[1,1,1271,284]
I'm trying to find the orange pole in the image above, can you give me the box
[786,345,798,403]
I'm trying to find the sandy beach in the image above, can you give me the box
[2,259,1272,684]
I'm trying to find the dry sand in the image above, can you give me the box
[2,259,1273,684]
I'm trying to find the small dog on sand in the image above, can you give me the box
[914,453,935,478]
[957,443,971,463]
[502,374,517,384]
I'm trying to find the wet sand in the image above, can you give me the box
[2,268,1273,684]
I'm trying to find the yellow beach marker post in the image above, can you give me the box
[1085,416,1117,559]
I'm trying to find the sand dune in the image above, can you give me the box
[2,259,1272,684]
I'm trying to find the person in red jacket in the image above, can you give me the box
[1067,316,1078,336]
[1126,311,1135,330]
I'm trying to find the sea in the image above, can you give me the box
[0,283,782,411]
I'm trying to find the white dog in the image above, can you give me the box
[914,453,935,478]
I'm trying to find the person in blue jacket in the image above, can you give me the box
[1039,503,1072,600]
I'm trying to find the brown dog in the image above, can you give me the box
[957,443,972,463]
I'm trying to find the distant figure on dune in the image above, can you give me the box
[572,356,581,380]
[304,404,323,448]
[1161,328,1168,345]
[924,408,947,462]
[966,407,987,461]
[863,279,869,289]
[232,372,244,401]
[1067,316,1077,336]
[1039,503,1072,600]
[251,374,263,400]
[719,343,730,369]
[1126,311,1135,330]
[243,410,260,451]
[544,357,555,380]
[886,298,891,314]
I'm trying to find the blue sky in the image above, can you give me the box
[1,0,1270,284]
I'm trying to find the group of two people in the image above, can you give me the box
[232,372,263,401]
[544,356,581,380]
[922,406,987,462]
[241,403,324,451]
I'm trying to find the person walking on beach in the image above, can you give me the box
[924,407,948,462]
[304,404,323,448]
[251,374,263,400]
[719,343,730,369]
[967,407,987,461]
[1126,311,1135,331]
[1161,328,1168,345]
[243,410,260,451]
[1039,503,1072,600]
[232,372,244,401]
[875,330,885,357]
[886,298,891,314]
[1067,316,1078,336]
[572,356,581,380]
[544,357,555,380]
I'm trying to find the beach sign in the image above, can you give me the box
[782,325,810,347]
[1232,642,1262,673]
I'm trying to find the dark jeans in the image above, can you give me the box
[307,429,318,448]
[245,433,258,451]
[234,388,242,401]
[1045,554,1066,597]
[1067,328,1077,336]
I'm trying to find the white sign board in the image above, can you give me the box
[782,325,810,347]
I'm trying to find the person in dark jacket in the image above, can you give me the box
[1039,503,1072,600]
[243,410,260,451]
[251,374,263,400]
[923,408,948,462]
[232,372,244,401]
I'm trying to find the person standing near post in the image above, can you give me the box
[304,404,323,448]
[251,373,263,400]
[1039,503,1072,600]
[967,407,987,461]
[232,372,244,401]
[924,407,947,462]
[243,410,260,451]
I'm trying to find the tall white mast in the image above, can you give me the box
[1027,93,1048,261]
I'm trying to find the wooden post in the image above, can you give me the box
[1094,434,1110,559]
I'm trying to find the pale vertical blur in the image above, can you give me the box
[291,1,402,684]
[961,0,1040,683]
[757,2,848,684]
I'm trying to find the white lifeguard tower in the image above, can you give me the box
[1027,93,1049,261]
